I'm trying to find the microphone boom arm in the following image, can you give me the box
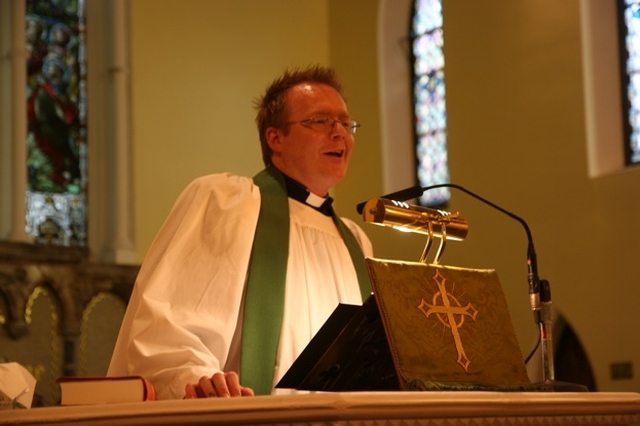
[421,184,542,318]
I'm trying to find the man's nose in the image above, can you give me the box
[329,119,348,137]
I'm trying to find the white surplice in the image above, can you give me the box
[107,173,373,399]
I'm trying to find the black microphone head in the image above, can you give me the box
[386,185,424,202]
[356,185,424,214]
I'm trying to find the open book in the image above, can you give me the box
[56,376,155,405]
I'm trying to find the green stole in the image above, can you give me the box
[239,166,372,395]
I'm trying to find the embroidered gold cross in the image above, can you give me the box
[417,269,479,371]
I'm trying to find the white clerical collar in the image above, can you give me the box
[279,170,334,216]
[305,191,328,208]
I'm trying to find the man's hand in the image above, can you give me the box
[184,371,255,398]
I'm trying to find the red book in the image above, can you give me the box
[56,376,156,405]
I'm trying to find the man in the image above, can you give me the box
[107,65,373,399]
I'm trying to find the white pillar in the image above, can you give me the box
[0,2,12,238]
[8,0,30,242]
[108,0,135,264]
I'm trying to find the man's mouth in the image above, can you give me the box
[325,150,344,158]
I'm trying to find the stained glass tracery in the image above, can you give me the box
[411,0,450,206]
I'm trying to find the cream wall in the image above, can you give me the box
[130,0,640,392]
[439,0,640,393]
[130,0,332,260]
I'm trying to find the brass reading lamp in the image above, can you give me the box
[359,197,468,265]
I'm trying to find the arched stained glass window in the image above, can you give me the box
[618,0,640,165]
[25,0,87,246]
[411,0,450,206]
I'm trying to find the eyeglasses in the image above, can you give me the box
[285,115,361,135]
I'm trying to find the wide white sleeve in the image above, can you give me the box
[107,173,260,400]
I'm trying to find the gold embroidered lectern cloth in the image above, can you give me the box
[366,258,532,390]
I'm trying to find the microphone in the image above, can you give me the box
[355,185,423,215]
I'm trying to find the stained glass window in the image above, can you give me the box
[618,0,640,165]
[25,0,87,246]
[411,0,450,206]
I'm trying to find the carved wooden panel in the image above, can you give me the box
[78,292,126,376]
[0,241,138,406]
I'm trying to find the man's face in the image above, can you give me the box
[267,83,356,196]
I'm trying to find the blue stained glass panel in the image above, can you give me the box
[413,30,444,75]
[413,0,443,35]
[412,0,449,206]
[620,0,640,164]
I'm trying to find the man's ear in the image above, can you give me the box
[266,127,283,154]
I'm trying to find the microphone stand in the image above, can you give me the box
[536,278,587,391]
[360,183,587,391]
[539,279,555,383]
